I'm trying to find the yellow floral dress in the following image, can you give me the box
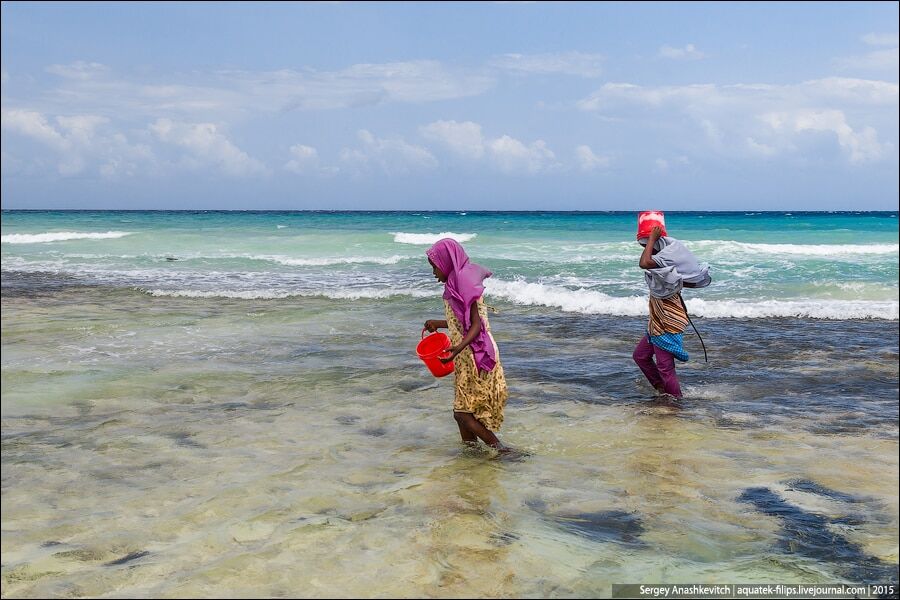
[444,297,508,430]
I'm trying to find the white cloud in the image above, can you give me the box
[327,61,494,106]
[578,82,718,110]
[574,145,610,171]
[862,33,900,46]
[284,143,338,176]
[420,119,558,173]
[36,60,495,119]
[577,77,898,164]
[745,137,778,157]
[45,61,109,80]
[2,109,70,151]
[654,156,689,173]
[1,108,153,177]
[658,44,706,60]
[420,120,485,159]
[488,135,556,173]
[760,109,886,163]
[800,77,899,104]
[57,115,108,143]
[150,118,268,177]
[286,144,318,172]
[836,47,899,72]
[339,129,437,175]
[489,52,605,77]
[835,33,899,72]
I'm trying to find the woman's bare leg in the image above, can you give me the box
[454,412,504,448]
[455,415,477,443]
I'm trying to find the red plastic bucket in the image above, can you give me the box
[637,210,667,241]
[416,329,454,377]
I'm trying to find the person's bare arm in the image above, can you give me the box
[639,226,663,269]
[424,319,448,332]
[441,303,482,363]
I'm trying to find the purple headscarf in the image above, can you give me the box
[426,238,497,373]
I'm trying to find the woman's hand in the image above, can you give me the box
[424,319,443,332]
[439,346,458,364]
[648,225,663,240]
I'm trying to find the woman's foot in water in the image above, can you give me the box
[652,392,684,407]
[492,443,531,461]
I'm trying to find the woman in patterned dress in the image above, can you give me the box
[423,238,511,452]
[634,224,700,400]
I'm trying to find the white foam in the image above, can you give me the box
[391,232,477,245]
[143,289,304,300]
[681,383,740,401]
[485,279,647,316]
[325,287,435,300]
[683,298,899,320]
[689,240,899,257]
[141,287,437,301]
[257,254,408,266]
[484,279,899,320]
[1,231,134,244]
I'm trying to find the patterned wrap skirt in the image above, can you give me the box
[444,298,508,431]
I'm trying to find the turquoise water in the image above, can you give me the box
[2,211,898,597]
[2,211,898,319]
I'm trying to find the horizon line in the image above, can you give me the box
[2,209,898,214]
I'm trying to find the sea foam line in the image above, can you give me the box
[484,279,899,320]
[141,287,437,301]
[254,254,408,266]
[1,231,134,244]
[691,241,899,257]
[141,280,899,319]
[392,232,477,245]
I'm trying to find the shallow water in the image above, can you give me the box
[2,279,897,598]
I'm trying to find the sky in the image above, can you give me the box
[1,1,898,211]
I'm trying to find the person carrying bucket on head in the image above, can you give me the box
[633,211,711,401]
[423,238,514,454]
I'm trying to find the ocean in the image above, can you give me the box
[2,210,898,597]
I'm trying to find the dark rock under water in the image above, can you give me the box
[738,486,899,583]
[527,500,646,547]
[104,550,150,567]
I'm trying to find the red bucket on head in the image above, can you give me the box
[637,210,667,241]
[416,329,454,377]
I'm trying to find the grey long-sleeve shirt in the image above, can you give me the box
[643,236,711,298]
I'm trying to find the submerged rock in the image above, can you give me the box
[535,506,645,547]
[783,478,868,504]
[737,486,898,582]
[104,550,150,566]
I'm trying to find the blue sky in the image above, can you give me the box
[2,1,898,210]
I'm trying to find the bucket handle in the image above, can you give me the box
[420,328,452,357]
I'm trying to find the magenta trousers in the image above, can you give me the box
[633,335,683,398]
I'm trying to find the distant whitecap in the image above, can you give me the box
[2,231,134,244]
[392,232,477,245]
